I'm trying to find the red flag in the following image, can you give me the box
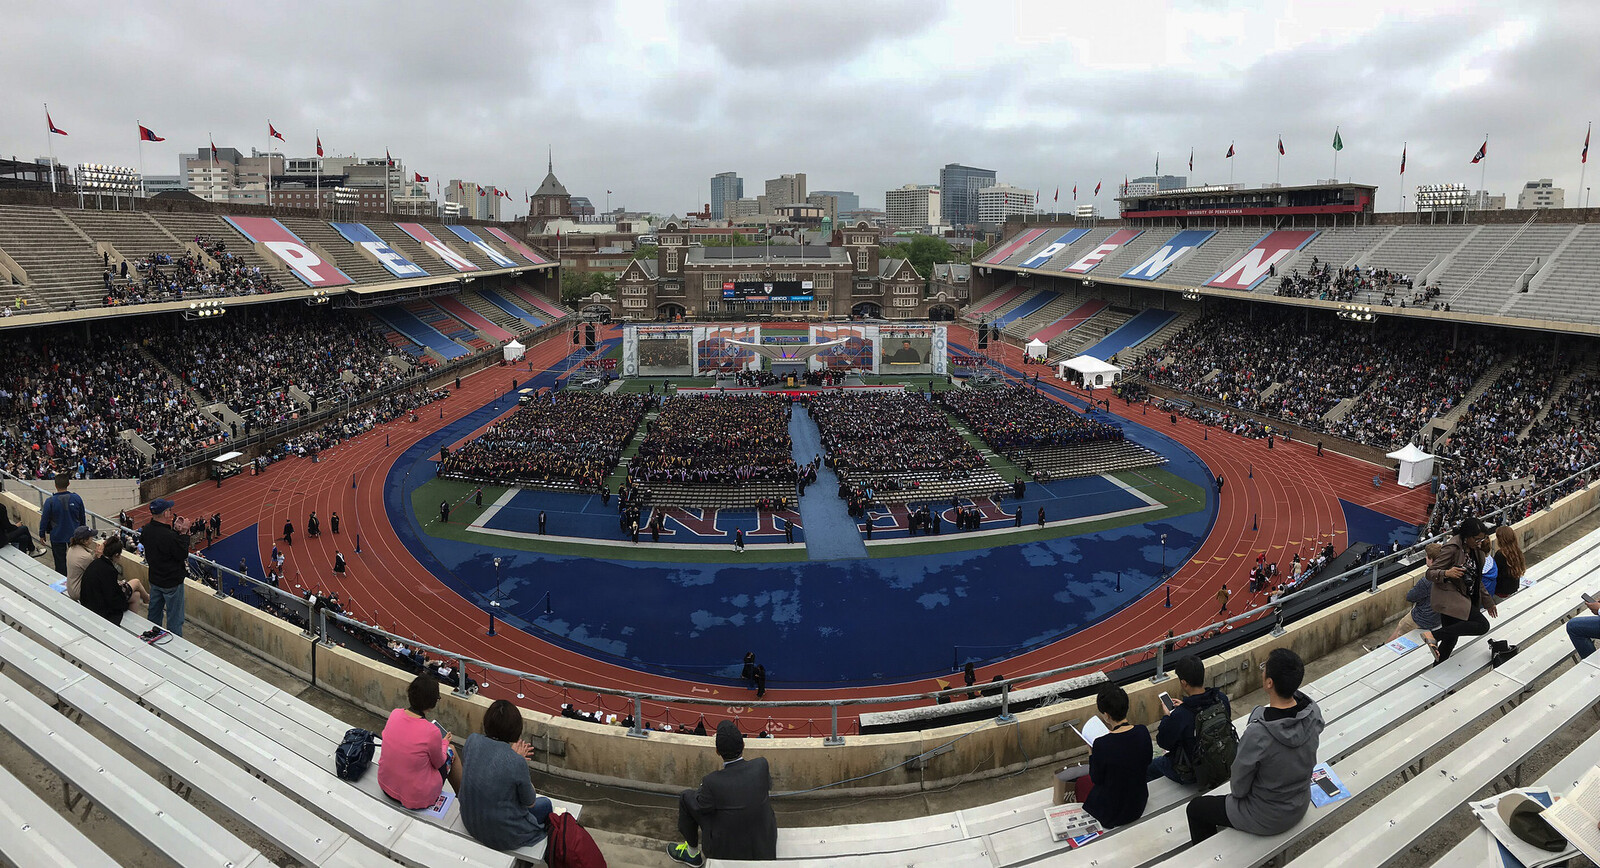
[1400,145,1407,175]
[1189,148,1193,171]
[1122,176,1128,193]
[457,181,463,191]
[1584,124,1591,165]
[1094,181,1101,195]
[268,122,285,142]
[606,189,613,194]
[385,149,393,166]
[210,139,218,159]
[138,124,164,143]
[315,135,323,157]
[1225,143,1235,158]
[46,110,67,136]
[478,188,486,196]
[1072,185,1077,201]
[1471,140,1487,163]
[1277,137,1285,156]
[414,172,428,182]
[1053,186,1058,202]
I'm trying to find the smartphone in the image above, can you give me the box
[1159,692,1176,713]
[1584,592,1596,604]
[1312,772,1341,799]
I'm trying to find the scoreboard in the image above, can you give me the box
[722,280,813,302]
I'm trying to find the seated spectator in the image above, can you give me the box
[1081,684,1151,829]
[668,721,777,866]
[78,536,131,625]
[1568,595,1600,659]
[378,674,463,810]
[1148,655,1234,787]
[460,699,554,850]
[0,506,40,556]
[64,526,98,600]
[1384,545,1443,646]
[1186,647,1323,844]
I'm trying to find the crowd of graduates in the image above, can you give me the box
[631,394,797,485]
[938,384,1125,450]
[439,392,652,489]
[806,391,985,477]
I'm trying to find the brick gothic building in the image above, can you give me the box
[580,221,961,322]
[526,152,572,231]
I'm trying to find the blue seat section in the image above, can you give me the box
[374,307,471,359]
[1081,309,1178,360]
[991,290,1058,328]
[480,289,547,328]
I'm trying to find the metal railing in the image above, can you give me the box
[6,454,1595,743]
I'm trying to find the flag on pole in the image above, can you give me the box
[414,172,428,182]
[210,138,218,159]
[457,181,463,191]
[1584,124,1591,164]
[1121,176,1128,194]
[315,135,323,157]
[1332,129,1344,152]
[1072,185,1077,201]
[1094,181,1101,195]
[47,110,67,136]
[1188,148,1193,171]
[1053,186,1058,202]
[1471,140,1487,163]
[138,125,164,143]
[1155,153,1160,174]
[1277,137,1285,156]
[606,189,613,194]
[1225,143,1235,158]
[1400,144,1407,174]
[268,122,285,142]
[385,149,393,166]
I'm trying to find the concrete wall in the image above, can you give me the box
[7,470,1594,795]
[1,477,141,525]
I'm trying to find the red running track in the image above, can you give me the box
[145,322,1429,736]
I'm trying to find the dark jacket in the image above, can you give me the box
[1225,693,1324,835]
[79,556,126,625]
[1426,535,1482,621]
[684,757,777,860]
[1404,577,1442,631]
[140,520,192,589]
[1154,687,1231,769]
[38,490,85,546]
[1086,724,1151,828]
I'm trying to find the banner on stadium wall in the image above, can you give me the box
[222,216,353,287]
[1018,229,1092,269]
[1063,228,1145,274]
[395,223,479,272]
[692,325,762,377]
[330,222,429,279]
[981,228,1049,265]
[622,324,697,377]
[483,227,548,264]
[444,225,518,268]
[1203,230,1320,291]
[1121,229,1217,281]
[810,324,877,374]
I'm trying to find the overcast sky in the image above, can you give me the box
[5,0,1598,214]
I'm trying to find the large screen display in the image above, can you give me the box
[722,280,814,302]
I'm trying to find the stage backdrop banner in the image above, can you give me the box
[810,324,877,373]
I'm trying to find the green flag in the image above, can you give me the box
[1332,129,1344,151]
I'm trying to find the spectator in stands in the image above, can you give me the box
[379,673,463,810]
[39,472,86,575]
[1426,516,1497,664]
[1489,525,1526,600]
[460,699,553,850]
[1383,558,1442,647]
[0,506,40,557]
[1148,655,1233,787]
[1081,684,1151,829]
[667,721,777,866]
[1566,597,1600,660]
[78,535,132,625]
[142,498,194,636]
[1186,647,1323,844]
[64,526,98,600]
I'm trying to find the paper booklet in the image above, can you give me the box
[422,791,455,819]
[1068,715,1110,748]
[1542,767,1600,863]
[1043,802,1104,843]
[1387,635,1420,655]
[1470,788,1574,868]
[1308,763,1352,808]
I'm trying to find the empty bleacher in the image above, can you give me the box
[62,209,188,265]
[964,282,1022,321]
[1088,227,1175,277]
[1157,228,1260,286]
[1506,222,1600,323]
[1039,228,1116,271]
[0,204,102,309]
[450,292,525,339]
[366,221,453,273]
[1264,225,1391,283]
[1030,298,1106,345]
[478,288,549,329]
[1014,440,1166,480]
[1359,224,1477,286]
[278,216,401,284]
[1001,290,1082,340]
[993,289,1061,331]
[506,284,570,322]
[1052,306,1133,358]
[375,306,470,359]
[1080,308,1178,360]
[1433,222,1578,315]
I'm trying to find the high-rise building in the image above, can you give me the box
[812,190,859,213]
[805,192,839,224]
[710,172,743,219]
[446,180,501,221]
[182,146,278,205]
[1517,179,1565,209]
[764,173,807,210]
[976,184,1035,225]
[1131,174,1188,191]
[884,184,941,228]
[939,163,996,227]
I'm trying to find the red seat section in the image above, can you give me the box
[403,300,489,352]
[434,295,515,342]
[968,286,1024,317]
[508,284,568,321]
[1031,299,1107,343]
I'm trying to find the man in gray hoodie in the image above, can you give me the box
[1186,647,1324,843]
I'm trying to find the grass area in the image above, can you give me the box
[613,377,715,393]
[602,410,655,491]
[411,477,511,530]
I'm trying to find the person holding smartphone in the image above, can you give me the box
[1148,655,1233,786]
[1568,592,1600,660]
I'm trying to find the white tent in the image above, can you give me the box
[502,339,526,362]
[1024,338,1048,360]
[1058,355,1121,390]
[1386,443,1435,489]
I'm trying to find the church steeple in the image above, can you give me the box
[547,146,552,176]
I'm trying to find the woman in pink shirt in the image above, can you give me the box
[379,674,464,809]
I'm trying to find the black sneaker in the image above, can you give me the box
[666,842,705,867]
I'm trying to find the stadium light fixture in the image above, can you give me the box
[1336,304,1376,323]
[183,299,226,321]
[1181,290,1201,301]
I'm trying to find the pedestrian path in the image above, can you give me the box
[788,405,868,560]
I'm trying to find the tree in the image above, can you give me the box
[559,270,618,306]
[632,244,657,260]
[882,235,956,285]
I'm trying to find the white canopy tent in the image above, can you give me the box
[1058,355,1121,390]
[502,339,526,362]
[1386,443,1435,489]
[1024,338,1048,360]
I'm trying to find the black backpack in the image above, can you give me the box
[335,728,378,781]
[1175,696,1239,789]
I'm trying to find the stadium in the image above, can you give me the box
[5,5,1600,868]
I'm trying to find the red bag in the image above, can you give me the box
[545,812,606,868]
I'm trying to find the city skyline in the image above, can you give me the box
[4,1,1597,215]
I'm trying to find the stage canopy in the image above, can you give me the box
[1058,355,1121,389]
[502,339,525,362]
[1386,443,1435,489]
[1025,338,1048,359]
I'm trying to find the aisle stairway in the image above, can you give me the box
[790,405,868,561]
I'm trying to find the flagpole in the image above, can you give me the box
[45,103,57,195]
[1400,142,1406,214]
[1580,123,1589,211]
[315,129,321,219]
[1480,134,1488,207]
[265,121,271,208]
[137,120,145,202]
[1276,134,1281,185]
[1333,126,1339,180]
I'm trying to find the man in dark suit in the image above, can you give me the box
[667,721,777,865]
